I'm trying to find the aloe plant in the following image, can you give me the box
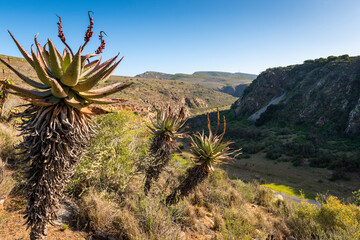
[1,13,131,239]
[144,106,187,195]
[166,109,240,205]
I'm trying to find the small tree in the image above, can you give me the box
[166,109,240,205]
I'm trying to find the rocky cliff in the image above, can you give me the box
[232,55,360,136]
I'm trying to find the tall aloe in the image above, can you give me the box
[166,109,240,205]
[0,13,131,240]
[144,106,187,195]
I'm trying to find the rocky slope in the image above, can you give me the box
[232,55,360,136]
[217,84,249,97]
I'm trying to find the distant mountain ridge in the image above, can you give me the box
[193,71,257,79]
[136,71,256,80]
[135,71,256,97]
[232,55,360,136]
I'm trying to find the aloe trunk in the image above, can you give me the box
[166,164,209,205]
[144,134,172,195]
[19,104,95,239]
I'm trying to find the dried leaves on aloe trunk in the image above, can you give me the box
[20,104,95,239]
[2,12,130,239]
[144,107,187,195]
[166,110,240,205]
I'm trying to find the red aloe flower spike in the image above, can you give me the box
[56,15,74,57]
[82,11,94,50]
[95,31,107,54]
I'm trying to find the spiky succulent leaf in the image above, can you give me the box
[60,47,82,86]
[72,56,120,92]
[0,79,52,99]
[30,47,53,86]
[8,31,34,67]
[50,78,68,98]
[80,57,101,78]
[62,49,72,72]
[79,82,132,98]
[87,97,125,104]
[30,96,61,106]
[47,39,63,79]
[0,57,49,89]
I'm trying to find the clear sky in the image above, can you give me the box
[0,0,360,76]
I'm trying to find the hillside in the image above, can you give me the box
[0,54,237,116]
[193,71,257,79]
[217,84,248,97]
[135,71,255,91]
[105,75,237,115]
[232,55,360,136]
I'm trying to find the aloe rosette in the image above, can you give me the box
[0,32,130,113]
[0,13,131,240]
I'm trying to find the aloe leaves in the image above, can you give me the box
[0,57,49,89]
[2,30,130,113]
[0,79,52,99]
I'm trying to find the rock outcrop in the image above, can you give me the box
[232,55,360,136]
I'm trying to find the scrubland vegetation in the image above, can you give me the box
[2,111,359,239]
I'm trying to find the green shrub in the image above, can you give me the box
[68,111,149,196]
[287,195,360,239]
[266,149,281,160]
[352,190,360,206]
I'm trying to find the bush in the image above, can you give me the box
[242,142,263,154]
[285,141,316,158]
[286,195,360,239]
[266,149,281,160]
[352,190,360,206]
[309,150,333,168]
[68,111,149,196]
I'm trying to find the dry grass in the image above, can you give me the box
[0,122,18,200]
[0,158,15,199]
[68,112,295,239]
[0,122,19,162]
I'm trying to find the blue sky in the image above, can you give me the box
[0,0,360,76]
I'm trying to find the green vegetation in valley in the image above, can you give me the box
[187,109,360,199]
[262,183,315,199]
